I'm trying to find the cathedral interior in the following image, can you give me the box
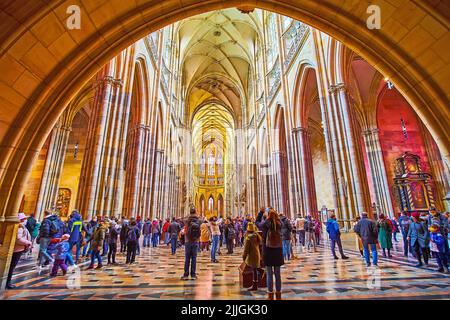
[0,1,449,300]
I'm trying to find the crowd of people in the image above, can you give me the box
[5,205,450,300]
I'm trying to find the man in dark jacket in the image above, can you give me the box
[168,217,181,255]
[142,218,152,248]
[126,218,140,264]
[354,212,378,267]
[26,213,37,240]
[398,211,411,256]
[181,207,201,280]
[68,210,85,263]
[280,213,292,260]
[326,215,349,260]
[37,210,58,268]
[107,221,119,265]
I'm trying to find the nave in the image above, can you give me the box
[2,234,449,300]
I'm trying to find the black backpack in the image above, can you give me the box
[189,219,201,239]
[49,219,60,236]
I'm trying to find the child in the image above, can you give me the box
[51,234,70,277]
[429,224,449,273]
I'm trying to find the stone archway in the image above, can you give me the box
[0,0,449,289]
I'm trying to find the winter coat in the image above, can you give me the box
[26,216,37,235]
[91,225,107,249]
[280,217,292,240]
[151,221,160,234]
[295,217,306,231]
[126,225,141,243]
[142,221,152,235]
[14,225,32,253]
[39,215,60,239]
[352,222,363,251]
[108,226,119,244]
[398,215,411,234]
[184,215,201,243]
[120,223,129,241]
[68,212,84,243]
[209,221,220,236]
[200,223,211,242]
[168,222,181,238]
[354,217,378,245]
[304,218,315,233]
[326,219,341,241]
[377,219,393,249]
[261,219,284,267]
[32,222,41,239]
[55,241,70,260]
[407,221,429,248]
[430,232,446,253]
[243,232,262,268]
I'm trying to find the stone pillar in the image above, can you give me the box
[35,122,71,219]
[151,149,164,218]
[271,151,290,216]
[362,128,395,216]
[0,216,19,290]
[292,127,318,218]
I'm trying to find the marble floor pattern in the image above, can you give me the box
[1,234,449,300]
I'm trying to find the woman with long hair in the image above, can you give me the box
[261,209,284,300]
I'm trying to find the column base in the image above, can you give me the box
[0,217,19,291]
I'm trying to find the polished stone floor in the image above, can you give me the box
[1,233,449,300]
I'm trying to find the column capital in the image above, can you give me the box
[328,83,346,94]
[96,76,123,88]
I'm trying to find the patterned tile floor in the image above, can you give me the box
[1,233,449,300]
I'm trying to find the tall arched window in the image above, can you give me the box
[217,152,223,175]
[208,196,214,212]
[207,151,215,176]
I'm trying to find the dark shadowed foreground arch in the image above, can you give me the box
[0,0,448,223]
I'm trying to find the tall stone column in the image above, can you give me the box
[151,149,164,218]
[321,83,371,229]
[271,151,290,216]
[35,121,72,219]
[362,128,395,216]
[292,127,318,218]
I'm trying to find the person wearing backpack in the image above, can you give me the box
[181,207,201,280]
[261,209,284,300]
[225,218,236,254]
[37,210,58,268]
[126,218,140,264]
[280,213,292,261]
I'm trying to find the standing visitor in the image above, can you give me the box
[5,213,32,289]
[313,217,321,246]
[377,214,393,258]
[87,219,107,269]
[295,214,306,248]
[353,216,364,257]
[37,210,58,268]
[136,216,143,255]
[26,213,38,246]
[392,216,399,242]
[151,219,160,248]
[107,220,119,265]
[142,218,152,248]
[354,212,378,267]
[82,216,97,258]
[67,210,84,263]
[399,211,411,256]
[181,207,201,280]
[168,217,181,255]
[429,223,449,273]
[407,212,429,267]
[326,214,349,260]
[50,234,70,277]
[280,213,292,261]
[209,216,220,263]
[163,218,171,246]
[119,218,129,253]
[225,218,236,254]
[126,219,140,264]
[243,222,262,291]
[261,209,284,300]
[305,215,317,252]
[200,220,211,252]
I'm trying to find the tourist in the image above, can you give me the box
[392,216,399,242]
[67,209,84,263]
[5,213,32,289]
[119,217,129,253]
[398,211,411,256]
[209,216,220,263]
[126,218,140,264]
[168,217,181,255]
[255,207,265,230]
[200,220,211,251]
[88,219,107,269]
[429,223,449,273]
[280,213,292,261]
[429,209,450,260]
[295,214,306,248]
[326,214,349,260]
[407,212,429,267]
[142,218,152,248]
[353,216,364,257]
[235,219,243,247]
[37,210,58,268]
[136,216,143,255]
[313,217,321,246]
[101,218,110,257]
[243,222,262,291]
[181,207,201,280]
[305,215,317,252]
[82,216,97,258]
[261,209,284,300]
[151,219,160,248]
[242,214,252,234]
[225,217,236,254]
[107,220,119,265]
[50,234,70,277]
[354,212,378,266]
[26,213,38,246]
[377,214,393,258]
